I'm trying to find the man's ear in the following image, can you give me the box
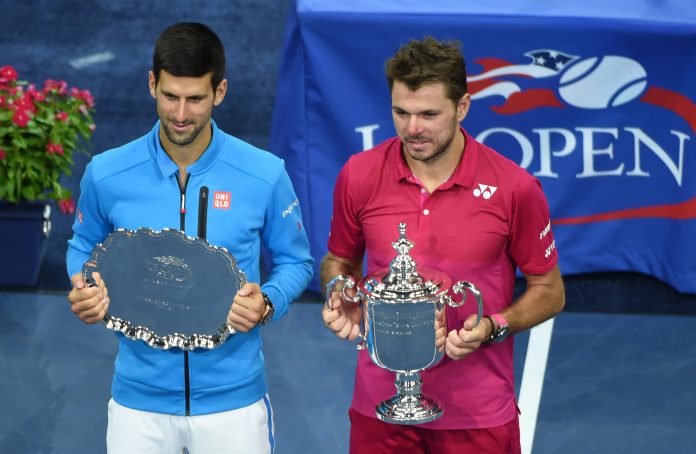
[457,93,471,123]
[148,70,157,99]
[213,79,228,106]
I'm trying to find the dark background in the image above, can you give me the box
[1,0,694,313]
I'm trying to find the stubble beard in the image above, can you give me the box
[162,120,207,147]
[406,128,457,165]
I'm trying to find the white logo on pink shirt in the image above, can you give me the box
[545,240,556,258]
[473,183,497,199]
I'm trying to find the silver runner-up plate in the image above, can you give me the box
[81,227,247,351]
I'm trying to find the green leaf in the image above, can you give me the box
[12,135,28,149]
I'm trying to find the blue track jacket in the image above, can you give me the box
[66,120,313,415]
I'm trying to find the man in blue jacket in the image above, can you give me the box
[66,22,313,453]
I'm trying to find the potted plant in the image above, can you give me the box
[0,64,95,286]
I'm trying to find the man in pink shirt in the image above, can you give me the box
[321,37,565,453]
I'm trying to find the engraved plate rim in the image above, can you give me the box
[82,227,247,351]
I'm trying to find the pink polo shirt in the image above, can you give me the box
[328,128,558,429]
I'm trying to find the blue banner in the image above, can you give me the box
[271,0,696,293]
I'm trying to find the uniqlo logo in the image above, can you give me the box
[213,191,232,209]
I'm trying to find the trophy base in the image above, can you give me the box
[375,393,443,425]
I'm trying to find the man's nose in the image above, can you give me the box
[406,115,422,135]
[174,100,188,121]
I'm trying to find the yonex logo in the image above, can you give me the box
[545,240,556,259]
[473,183,497,199]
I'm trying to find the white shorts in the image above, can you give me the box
[106,397,274,454]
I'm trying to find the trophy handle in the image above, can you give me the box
[441,281,484,326]
[325,275,367,350]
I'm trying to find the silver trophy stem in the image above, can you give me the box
[375,371,443,425]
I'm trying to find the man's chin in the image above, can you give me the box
[164,129,196,147]
[406,148,433,161]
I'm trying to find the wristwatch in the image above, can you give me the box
[483,313,510,344]
[258,292,275,325]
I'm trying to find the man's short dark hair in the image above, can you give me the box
[152,22,226,91]
[385,36,468,104]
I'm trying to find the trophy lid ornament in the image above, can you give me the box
[382,223,423,289]
[361,223,449,303]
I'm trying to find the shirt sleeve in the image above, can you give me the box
[259,161,314,321]
[66,162,113,278]
[327,158,365,260]
[507,173,558,275]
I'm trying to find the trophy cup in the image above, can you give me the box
[82,227,246,351]
[326,223,483,424]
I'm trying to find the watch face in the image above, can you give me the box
[495,326,510,342]
[259,293,275,325]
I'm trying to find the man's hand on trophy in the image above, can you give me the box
[435,317,447,352]
[227,282,265,332]
[68,272,109,324]
[322,292,363,341]
[444,313,490,360]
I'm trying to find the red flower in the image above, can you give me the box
[59,198,76,214]
[0,148,5,160]
[0,65,18,83]
[55,111,69,122]
[11,109,30,127]
[46,142,64,155]
[26,86,46,102]
[43,79,68,95]
[83,90,95,108]
[73,88,95,108]
[11,93,37,114]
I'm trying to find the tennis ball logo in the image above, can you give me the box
[558,56,647,109]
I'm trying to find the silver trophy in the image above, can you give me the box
[326,223,483,425]
[82,228,246,351]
